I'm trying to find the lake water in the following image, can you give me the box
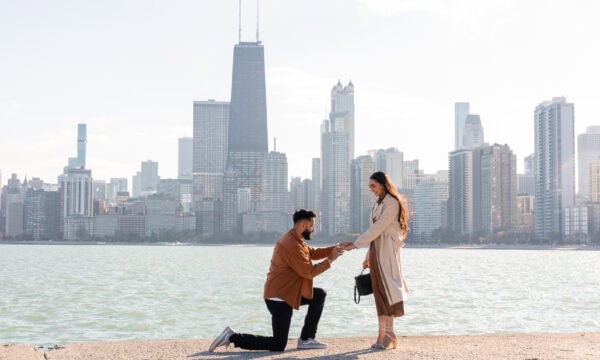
[1,244,599,347]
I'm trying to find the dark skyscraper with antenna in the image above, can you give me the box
[222,2,269,234]
[228,42,268,153]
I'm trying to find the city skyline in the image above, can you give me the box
[2,1,600,184]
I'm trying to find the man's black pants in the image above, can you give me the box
[229,288,327,351]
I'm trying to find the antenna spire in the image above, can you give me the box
[256,0,260,42]
[238,0,242,43]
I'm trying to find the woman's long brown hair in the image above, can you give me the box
[370,171,410,237]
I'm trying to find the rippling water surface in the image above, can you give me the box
[1,244,599,346]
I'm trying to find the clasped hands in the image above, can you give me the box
[328,242,356,261]
[337,241,357,251]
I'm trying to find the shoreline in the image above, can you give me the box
[3,332,599,359]
[1,240,598,251]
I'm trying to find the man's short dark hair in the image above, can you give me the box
[293,209,316,224]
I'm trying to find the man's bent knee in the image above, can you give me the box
[270,339,287,352]
[313,287,327,301]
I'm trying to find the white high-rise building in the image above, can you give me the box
[60,168,94,240]
[448,149,474,236]
[463,114,484,148]
[577,126,600,200]
[60,124,93,240]
[321,118,350,236]
[330,81,355,160]
[351,155,376,233]
[413,179,449,241]
[534,97,575,242]
[455,102,470,150]
[384,148,404,189]
[403,159,421,191]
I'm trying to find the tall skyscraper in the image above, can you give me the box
[455,102,470,150]
[60,124,93,240]
[67,124,87,169]
[480,144,517,234]
[193,100,230,236]
[351,155,376,233]
[590,160,600,202]
[384,148,404,189]
[311,158,321,231]
[254,151,289,233]
[534,97,575,242]
[228,42,268,154]
[448,149,474,237]
[321,118,351,236]
[224,41,268,234]
[462,114,484,148]
[178,137,193,180]
[449,144,517,238]
[330,81,355,160]
[577,126,600,200]
[318,81,355,236]
[4,174,25,238]
[60,168,93,240]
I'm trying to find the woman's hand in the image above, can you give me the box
[338,242,356,251]
[362,258,369,269]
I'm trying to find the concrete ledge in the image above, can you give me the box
[2,333,599,360]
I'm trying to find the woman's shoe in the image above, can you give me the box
[370,334,397,350]
[382,333,397,349]
[384,322,397,349]
[370,342,385,350]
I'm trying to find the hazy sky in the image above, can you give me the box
[2,0,600,186]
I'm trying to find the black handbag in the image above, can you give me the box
[354,268,372,304]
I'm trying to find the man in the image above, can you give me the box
[208,209,348,352]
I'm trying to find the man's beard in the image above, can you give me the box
[302,229,312,240]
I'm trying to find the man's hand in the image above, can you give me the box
[338,241,356,251]
[328,245,344,262]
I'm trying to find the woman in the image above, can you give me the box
[345,171,410,350]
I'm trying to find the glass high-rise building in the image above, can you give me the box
[140,160,159,194]
[228,42,268,154]
[413,179,449,241]
[534,97,575,242]
[330,81,355,160]
[193,100,230,236]
[455,102,470,150]
[319,81,355,236]
[321,118,350,236]
[577,126,600,200]
[351,155,376,233]
[178,137,193,180]
[223,41,269,234]
[448,149,474,237]
[462,114,484,148]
